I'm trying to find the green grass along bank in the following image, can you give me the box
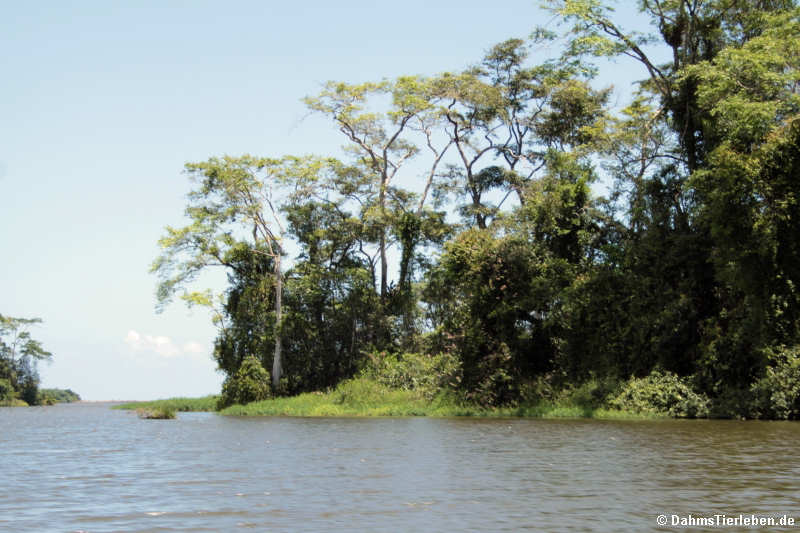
[113,359,734,419]
[0,387,81,407]
[114,378,665,420]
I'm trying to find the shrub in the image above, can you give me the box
[610,370,710,418]
[361,351,462,400]
[0,378,14,404]
[333,377,391,406]
[750,345,800,420]
[39,388,81,404]
[519,374,559,404]
[705,386,755,419]
[137,407,176,419]
[561,376,621,409]
[467,343,516,407]
[217,356,272,409]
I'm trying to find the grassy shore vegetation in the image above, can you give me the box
[151,2,800,420]
[219,376,664,419]
[0,396,29,407]
[123,353,686,419]
[113,352,797,419]
[115,395,218,413]
[136,407,177,420]
[113,351,798,420]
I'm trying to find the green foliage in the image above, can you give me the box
[0,313,53,406]
[151,1,800,419]
[0,378,15,404]
[610,371,711,418]
[360,351,462,400]
[136,407,176,419]
[278,201,389,393]
[0,314,52,362]
[212,244,276,378]
[425,155,602,406]
[750,345,800,420]
[38,388,81,404]
[0,398,28,407]
[558,377,621,409]
[467,342,517,407]
[115,395,218,412]
[689,9,800,148]
[222,377,434,417]
[219,376,659,419]
[685,11,800,391]
[218,355,272,409]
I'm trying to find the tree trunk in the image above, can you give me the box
[272,253,283,389]
[379,178,388,299]
[380,230,388,299]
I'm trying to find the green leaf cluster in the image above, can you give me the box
[152,1,800,418]
[0,314,54,406]
[218,355,272,409]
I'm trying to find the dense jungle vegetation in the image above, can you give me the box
[153,0,800,418]
[0,314,78,406]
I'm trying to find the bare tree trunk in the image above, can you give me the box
[272,253,283,389]
[380,230,388,299]
[379,180,388,299]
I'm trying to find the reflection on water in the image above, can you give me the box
[1,403,799,531]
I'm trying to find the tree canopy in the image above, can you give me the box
[154,1,800,418]
[0,314,53,405]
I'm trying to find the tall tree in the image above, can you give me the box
[0,314,52,405]
[305,78,455,343]
[687,8,800,385]
[304,77,448,301]
[430,39,608,227]
[152,156,288,387]
[545,0,799,391]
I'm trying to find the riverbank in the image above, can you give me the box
[0,398,29,407]
[113,395,218,412]
[115,379,660,419]
[1,388,81,407]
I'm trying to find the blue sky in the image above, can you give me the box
[1,1,653,400]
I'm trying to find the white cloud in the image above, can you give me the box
[124,330,208,359]
[182,341,206,355]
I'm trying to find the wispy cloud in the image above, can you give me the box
[124,330,208,359]
[182,341,206,355]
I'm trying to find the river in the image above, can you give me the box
[1,403,798,531]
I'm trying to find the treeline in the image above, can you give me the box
[39,388,81,404]
[0,314,69,406]
[155,1,800,418]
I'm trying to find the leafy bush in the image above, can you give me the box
[519,374,559,404]
[0,378,14,404]
[750,345,800,420]
[39,388,81,404]
[136,407,176,419]
[361,351,462,400]
[217,356,271,409]
[333,377,393,405]
[610,370,710,418]
[708,387,754,419]
[561,376,621,409]
[468,343,516,407]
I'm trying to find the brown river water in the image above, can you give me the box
[1,402,799,532]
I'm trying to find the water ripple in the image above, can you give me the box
[1,404,799,531]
